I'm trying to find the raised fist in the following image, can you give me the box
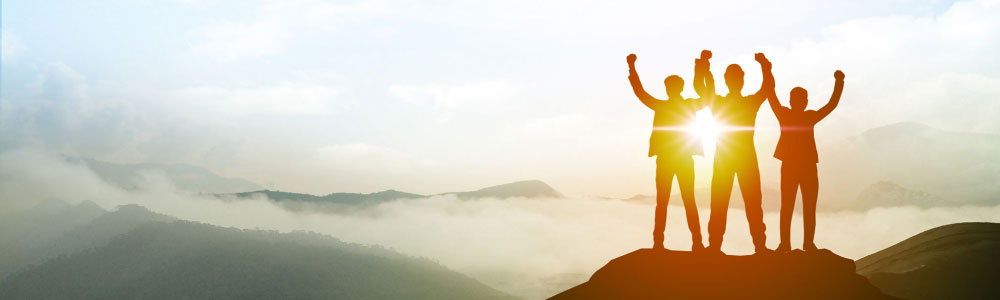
[755,52,770,64]
[627,54,637,64]
[834,70,845,80]
[755,53,771,70]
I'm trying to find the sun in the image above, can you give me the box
[690,108,718,157]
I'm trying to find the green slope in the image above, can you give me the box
[0,221,514,300]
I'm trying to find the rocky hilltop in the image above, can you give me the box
[857,222,1000,300]
[551,249,896,300]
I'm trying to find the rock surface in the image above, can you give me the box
[551,248,896,300]
[857,222,1000,300]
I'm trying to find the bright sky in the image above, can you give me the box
[2,0,998,197]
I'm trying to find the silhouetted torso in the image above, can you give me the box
[773,108,820,163]
[711,94,765,160]
[648,99,703,158]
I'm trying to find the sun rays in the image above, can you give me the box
[691,108,719,157]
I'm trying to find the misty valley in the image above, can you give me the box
[1,138,999,299]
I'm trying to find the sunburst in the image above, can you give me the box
[689,108,718,157]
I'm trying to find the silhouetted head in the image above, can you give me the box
[790,87,808,111]
[663,75,684,99]
[724,64,744,95]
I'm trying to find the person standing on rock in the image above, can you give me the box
[693,52,775,255]
[626,52,712,251]
[767,70,846,253]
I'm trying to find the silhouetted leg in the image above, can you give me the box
[801,163,819,251]
[674,156,702,250]
[737,159,767,252]
[778,162,798,252]
[653,156,676,249]
[708,161,735,251]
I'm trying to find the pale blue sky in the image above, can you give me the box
[3,0,997,197]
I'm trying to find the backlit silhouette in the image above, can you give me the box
[694,52,774,254]
[768,70,845,253]
[626,53,709,251]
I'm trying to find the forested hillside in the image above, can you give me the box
[0,203,512,300]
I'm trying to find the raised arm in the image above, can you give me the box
[766,88,785,119]
[767,90,785,116]
[704,64,716,102]
[627,54,662,110]
[815,70,845,121]
[691,50,715,109]
[751,53,775,105]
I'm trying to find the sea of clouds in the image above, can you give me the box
[3,149,999,299]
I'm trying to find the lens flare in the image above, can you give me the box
[650,109,761,157]
[691,108,718,156]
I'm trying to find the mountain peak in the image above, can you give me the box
[369,189,424,197]
[443,180,563,199]
[861,122,931,142]
[552,249,895,299]
[862,122,933,137]
[856,180,941,208]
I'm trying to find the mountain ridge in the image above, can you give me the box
[75,157,263,194]
[227,179,563,206]
[0,211,514,300]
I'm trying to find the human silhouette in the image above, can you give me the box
[767,70,845,253]
[693,52,774,254]
[626,53,710,251]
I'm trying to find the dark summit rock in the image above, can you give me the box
[551,249,896,300]
[856,222,1000,300]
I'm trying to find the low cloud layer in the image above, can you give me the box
[3,149,999,299]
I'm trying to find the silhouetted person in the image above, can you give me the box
[768,70,845,253]
[627,53,710,251]
[693,52,774,254]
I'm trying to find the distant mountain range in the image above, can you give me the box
[74,157,263,194]
[856,222,1000,300]
[0,201,513,300]
[226,180,564,207]
[861,122,1000,205]
[822,122,1000,209]
[854,180,942,208]
[74,157,563,205]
